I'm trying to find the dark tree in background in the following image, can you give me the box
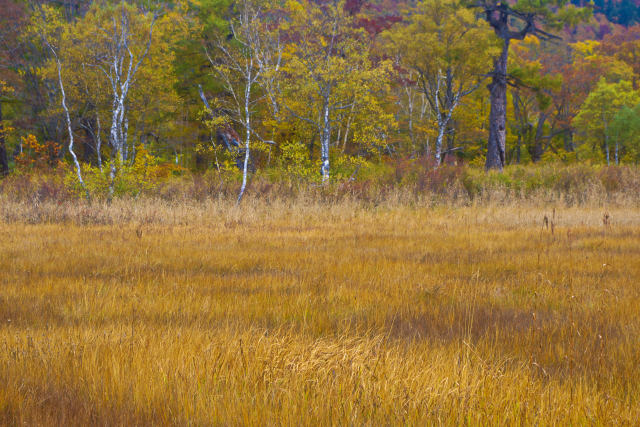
[467,0,589,170]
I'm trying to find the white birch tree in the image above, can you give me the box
[202,0,276,203]
[385,0,498,165]
[78,1,159,197]
[281,0,387,183]
[33,5,89,199]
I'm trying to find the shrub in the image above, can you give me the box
[15,134,63,172]
[65,145,185,199]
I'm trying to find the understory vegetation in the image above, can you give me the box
[2,161,640,207]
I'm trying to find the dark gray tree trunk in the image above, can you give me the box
[531,113,548,162]
[480,2,548,170]
[0,101,8,176]
[485,39,509,170]
[82,124,93,163]
[563,130,574,152]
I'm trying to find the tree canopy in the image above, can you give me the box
[0,0,638,195]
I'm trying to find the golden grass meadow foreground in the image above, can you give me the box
[1,199,640,425]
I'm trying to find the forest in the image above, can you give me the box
[0,0,639,201]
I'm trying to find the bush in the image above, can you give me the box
[65,145,185,199]
[15,135,63,172]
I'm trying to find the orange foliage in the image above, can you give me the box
[15,134,63,171]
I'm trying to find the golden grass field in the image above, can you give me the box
[1,199,640,425]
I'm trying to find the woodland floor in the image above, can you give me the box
[1,201,639,424]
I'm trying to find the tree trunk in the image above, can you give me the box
[532,113,547,162]
[123,115,129,162]
[563,129,574,152]
[444,121,456,164]
[109,148,117,200]
[320,100,330,183]
[96,116,103,172]
[308,134,315,162]
[342,103,355,153]
[109,97,124,198]
[434,123,445,165]
[485,39,509,170]
[408,103,414,151]
[0,101,9,176]
[52,51,88,201]
[237,85,251,204]
[604,120,610,166]
[82,122,93,163]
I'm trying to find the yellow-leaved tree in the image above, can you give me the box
[36,1,187,197]
[574,79,640,165]
[280,0,393,182]
[384,0,499,166]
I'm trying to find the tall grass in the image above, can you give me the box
[1,198,639,424]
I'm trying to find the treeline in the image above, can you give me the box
[1,0,640,199]
[572,0,640,27]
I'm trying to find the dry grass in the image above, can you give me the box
[1,198,640,425]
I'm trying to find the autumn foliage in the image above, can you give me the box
[15,134,63,171]
[0,0,637,195]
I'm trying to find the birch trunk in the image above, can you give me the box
[108,100,120,198]
[435,124,445,165]
[53,52,89,201]
[341,102,355,153]
[237,81,252,204]
[320,99,330,183]
[96,116,103,171]
[102,10,156,198]
[433,72,458,167]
